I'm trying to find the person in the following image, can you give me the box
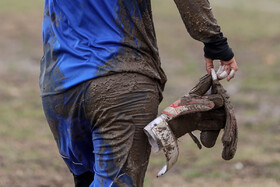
[40,0,238,186]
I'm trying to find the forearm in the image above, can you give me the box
[174,0,220,42]
[174,0,234,61]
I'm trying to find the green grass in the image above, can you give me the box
[0,0,43,12]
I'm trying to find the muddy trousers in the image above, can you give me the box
[42,73,161,187]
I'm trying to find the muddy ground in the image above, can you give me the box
[0,0,279,186]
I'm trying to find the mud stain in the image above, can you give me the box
[96,0,167,91]
[84,73,160,186]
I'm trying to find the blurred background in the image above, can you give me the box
[0,0,279,186]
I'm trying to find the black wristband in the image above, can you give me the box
[203,33,234,61]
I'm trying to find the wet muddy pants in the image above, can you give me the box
[42,73,161,187]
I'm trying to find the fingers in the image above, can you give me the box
[217,66,228,80]
[162,97,215,118]
[211,68,218,80]
[217,65,223,75]
[206,57,238,81]
[205,57,214,74]
[227,69,236,81]
[200,130,220,148]
[202,94,224,108]
[221,58,238,81]
[215,65,228,80]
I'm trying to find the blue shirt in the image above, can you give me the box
[40,0,166,96]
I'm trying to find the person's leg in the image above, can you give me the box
[42,81,96,185]
[84,73,161,187]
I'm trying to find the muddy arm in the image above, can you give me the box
[173,0,234,61]
[173,0,221,42]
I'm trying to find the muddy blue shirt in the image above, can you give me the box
[40,0,167,96]
[40,0,233,97]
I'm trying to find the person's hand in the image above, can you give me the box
[205,57,238,81]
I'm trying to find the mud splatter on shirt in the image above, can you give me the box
[40,0,223,96]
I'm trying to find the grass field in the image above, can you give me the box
[0,0,279,186]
